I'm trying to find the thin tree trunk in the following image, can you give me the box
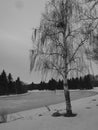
[62,0,72,114]
[63,76,72,115]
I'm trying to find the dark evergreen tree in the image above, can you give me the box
[15,77,22,94]
[58,80,63,90]
[0,70,8,95]
[84,75,93,89]
[8,73,16,94]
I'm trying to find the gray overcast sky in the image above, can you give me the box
[0,0,98,83]
[0,0,46,83]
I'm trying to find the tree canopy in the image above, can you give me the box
[30,0,98,80]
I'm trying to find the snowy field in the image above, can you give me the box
[0,90,98,130]
[0,90,97,114]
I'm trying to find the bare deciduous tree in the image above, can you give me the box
[30,0,98,115]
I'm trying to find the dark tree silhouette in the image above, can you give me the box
[0,70,8,95]
[8,73,16,94]
[15,77,22,94]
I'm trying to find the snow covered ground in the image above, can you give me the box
[0,90,97,114]
[0,90,98,130]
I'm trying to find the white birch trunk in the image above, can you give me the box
[63,75,72,115]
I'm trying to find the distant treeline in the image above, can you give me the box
[0,70,95,96]
[0,70,27,95]
[28,74,93,91]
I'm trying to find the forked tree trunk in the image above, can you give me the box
[63,76,72,115]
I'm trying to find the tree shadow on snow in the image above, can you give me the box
[52,111,77,117]
[92,99,96,101]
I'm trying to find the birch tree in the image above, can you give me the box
[30,0,98,115]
